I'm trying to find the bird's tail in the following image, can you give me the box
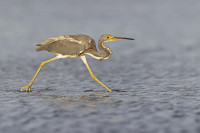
[34,43,44,51]
[34,43,43,46]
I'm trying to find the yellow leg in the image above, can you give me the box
[19,57,58,92]
[80,56,111,92]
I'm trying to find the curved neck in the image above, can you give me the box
[85,39,112,60]
[91,39,112,60]
[97,39,112,60]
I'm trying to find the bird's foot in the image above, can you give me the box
[18,85,32,92]
[104,86,112,92]
[106,88,112,92]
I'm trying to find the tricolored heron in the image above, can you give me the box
[19,34,134,92]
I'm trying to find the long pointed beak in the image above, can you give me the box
[111,37,135,41]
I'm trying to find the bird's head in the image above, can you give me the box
[100,34,134,42]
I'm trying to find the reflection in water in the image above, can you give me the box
[38,91,113,109]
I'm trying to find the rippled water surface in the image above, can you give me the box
[1,0,200,133]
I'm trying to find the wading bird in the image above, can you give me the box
[19,34,134,92]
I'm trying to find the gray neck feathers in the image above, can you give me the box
[97,39,112,60]
[85,38,112,60]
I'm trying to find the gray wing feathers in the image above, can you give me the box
[36,39,85,56]
[34,38,61,46]
[35,35,97,56]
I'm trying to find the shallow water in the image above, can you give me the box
[1,0,200,133]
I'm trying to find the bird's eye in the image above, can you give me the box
[107,36,110,39]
